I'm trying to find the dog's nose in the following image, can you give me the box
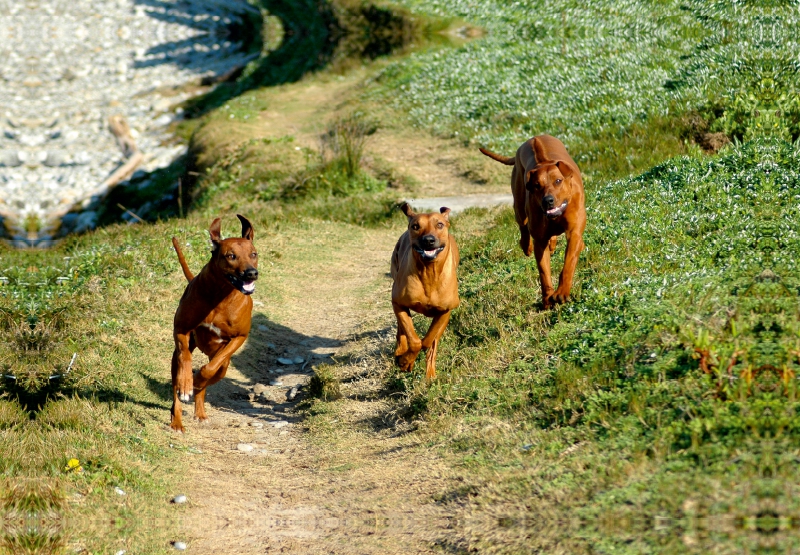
[421,234,437,248]
[543,195,556,209]
[243,268,258,281]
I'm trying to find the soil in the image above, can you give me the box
[172,69,508,553]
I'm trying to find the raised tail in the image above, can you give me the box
[171,237,194,281]
[479,147,515,165]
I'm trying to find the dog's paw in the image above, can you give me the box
[395,351,418,372]
[169,421,185,433]
[178,391,193,403]
[548,290,570,306]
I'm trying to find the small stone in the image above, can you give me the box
[272,421,289,429]
[288,386,299,400]
[115,550,126,555]
[253,383,268,395]
[172,541,187,551]
[269,380,283,387]
[171,495,187,504]
[114,487,126,496]
[249,421,264,428]
[258,325,269,332]
[277,357,294,365]
[267,343,277,350]
[292,356,304,364]
[237,443,254,452]
[279,430,289,436]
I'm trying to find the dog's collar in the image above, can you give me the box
[413,245,445,261]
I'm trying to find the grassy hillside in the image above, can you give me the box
[389,139,800,552]
[2,0,800,552]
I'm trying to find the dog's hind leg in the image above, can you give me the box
[170,349,185,432]
[421,310,451,380]
[193,358,230,421]
[393,302,421,372]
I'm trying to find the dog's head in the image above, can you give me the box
[400,203,451,262]
[525,161,576,220]
[209,215,259,295]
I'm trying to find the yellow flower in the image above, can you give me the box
[65,458,84,473]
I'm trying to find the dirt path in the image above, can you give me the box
[172,70,507,553]
[172,223,457,553]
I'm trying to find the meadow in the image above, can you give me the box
[2,0,800,552]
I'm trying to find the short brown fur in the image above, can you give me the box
[390,203,459,379]
[480,134,586,308]
[169,215,259,432]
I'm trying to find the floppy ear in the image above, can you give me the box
[556,161,573,180]
[525,170,536,192]
[439,207,451,221]
[399,202,416,219]
[237,214,255,241]
[209,218,222,248]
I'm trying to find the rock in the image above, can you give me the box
[249,421,264,428]
[288,386,299,400]
[114,487,126,496]
[269,379,283,387]
[253,383,268,395]
[272,421,289,429]
[257,325,269,332]
[277,357,294,365]
[171,494,187,504]
[237,443,254,452]
[172,541,187,551]
[279,430,289,436]
[43,151,66,167]
[292,356,304,364]
[74,211,98,233]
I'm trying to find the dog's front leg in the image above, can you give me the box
[421,310,451,380]
[193,335,247,420]
[170,332,193,431]
[393,302,421,372]
[551,228,585,305]
[533,238,555,308]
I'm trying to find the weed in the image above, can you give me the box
[309,365,343,401]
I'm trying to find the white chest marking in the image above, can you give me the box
[199,323,222,336]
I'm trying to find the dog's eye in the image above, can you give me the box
[412,224,420,231]
[251,253,257,259]
[555,179,563,185]
[437,222,444,229]
[227,254,236,260]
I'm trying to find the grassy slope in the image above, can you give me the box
[2,0,799,552]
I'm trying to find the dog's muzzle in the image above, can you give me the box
[413,245,445,261]
[544,200,568,219]
[227,272,258,295]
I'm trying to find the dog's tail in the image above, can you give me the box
[171,237,194,281]
[479,147,515,166]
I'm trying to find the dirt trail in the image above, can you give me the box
[174,222,458,553]
[172,71,510,553]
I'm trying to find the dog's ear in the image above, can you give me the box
[209,218,223,248]
[399,202,416,219]
[525,170,536,192]
[532,137,549,164]
[556,161,573,180]
[237,214,255,241]
[439,207,451,221]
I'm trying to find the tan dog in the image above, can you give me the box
[169,215,258,432]
[480,134,586,308]
[390,203,459,379]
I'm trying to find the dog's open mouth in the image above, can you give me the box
[413,245,445,261]
[544,200,568,218]
[227,275,257,295]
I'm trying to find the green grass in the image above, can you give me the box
[387,139,800,552]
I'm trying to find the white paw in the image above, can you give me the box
[179,392,192,402]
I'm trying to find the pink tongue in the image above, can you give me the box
[243,282,255,292]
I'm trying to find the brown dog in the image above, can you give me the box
[480,134,586,308]
[169,215,258,432]
[390,203,459,379]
